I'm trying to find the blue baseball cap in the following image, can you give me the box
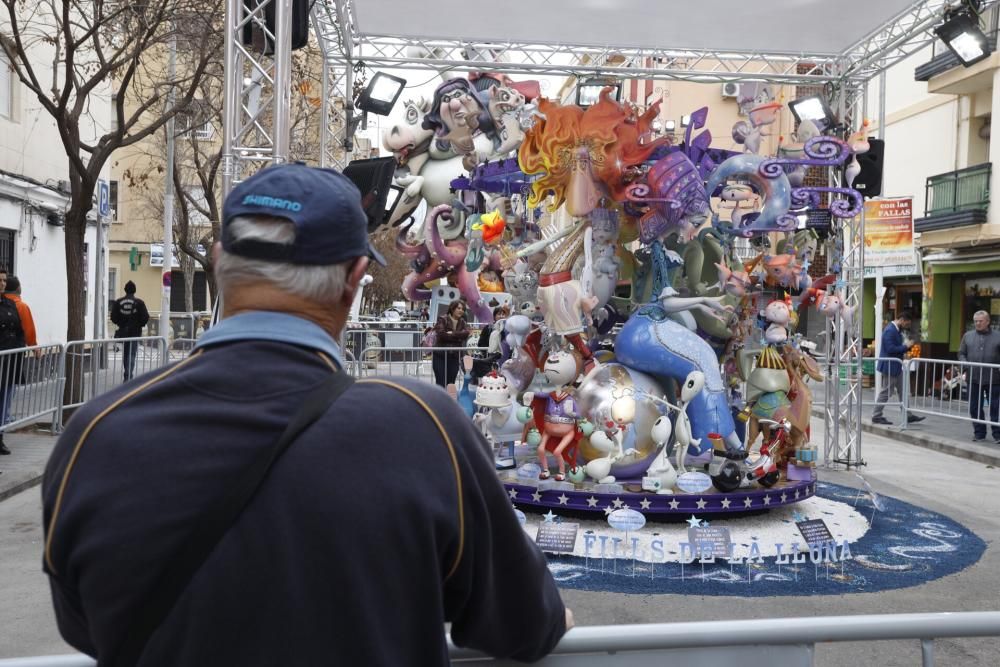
[222,163,386,266]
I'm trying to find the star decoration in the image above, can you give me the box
[621,504,630,511]
[668,498,681,510]
[612,497,624,509]
[604,505,615,515]
[780,492,788,502]
[794,490,801,499]
[686,515,702,528]
[640,498,652,510]
[557,494,569,505]
[508,489,518,500]
[743,497,753,508]
[586,496,599,507]
[696,498,707,510]
[720,498,732,509]
[531,490,543,502]
[542,510,557,523]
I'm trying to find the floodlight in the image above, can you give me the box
[788,95,836,131]
[680,114,691,128]
[664,119,677,132]
[935,8,992,66]
[355,72,407,116]
[576,78,622,108]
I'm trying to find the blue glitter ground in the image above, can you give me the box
[544,482,987,596]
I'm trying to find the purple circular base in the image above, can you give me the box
[500,470,818,515]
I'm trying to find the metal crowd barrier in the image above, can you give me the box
[3,611,998,667]
[351,345,489,385]
[0,345,64,433]
[60,338,169,419]
[904,358,1000,432]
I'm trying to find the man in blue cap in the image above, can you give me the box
[42,164,570,665]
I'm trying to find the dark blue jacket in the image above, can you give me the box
[877,322,908,376]
[42,340,566,666]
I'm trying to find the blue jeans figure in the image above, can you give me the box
[969,383,1000,440]
[0,384,15,425]
[122,340,138,381]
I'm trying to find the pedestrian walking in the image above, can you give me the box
[872,310,924,425]
[959,310,1000,442]
[110,280,150,381]
[41,163,570,666]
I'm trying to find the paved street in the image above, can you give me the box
[1,415,998,664]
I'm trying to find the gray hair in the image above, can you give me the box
[974,310,990,320]
[215,215,350,303]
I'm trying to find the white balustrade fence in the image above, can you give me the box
[2,611,998,667]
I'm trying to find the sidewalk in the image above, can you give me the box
[810,381,1000,468]
[0,429,60,502]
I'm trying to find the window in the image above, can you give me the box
[0,229,14,274]
[109,180,119,222]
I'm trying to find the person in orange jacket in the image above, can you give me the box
[3,276,36,347]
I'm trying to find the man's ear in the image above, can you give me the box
[340,257,370,307]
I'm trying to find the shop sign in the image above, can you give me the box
[861,197,915,269]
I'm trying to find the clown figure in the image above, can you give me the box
[522,350,585,481]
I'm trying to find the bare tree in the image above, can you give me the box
[127,47,325,307]
[0,0,220,341]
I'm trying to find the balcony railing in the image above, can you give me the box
[915,162,991,232]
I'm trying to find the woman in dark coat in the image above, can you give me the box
[432,300,469,389]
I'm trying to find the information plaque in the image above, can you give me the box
[687,526,732,559]
[796,519,835,547]
[535,522,580,553]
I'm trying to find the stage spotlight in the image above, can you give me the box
[355,72,407,116]
[576,78,622,108]
[680,114,691,128]
[935,5,992,67]
[788,95,836,131]
[664,119,677,132]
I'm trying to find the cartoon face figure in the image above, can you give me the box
[819,293,843,317]
[487,85,524,118]
[651,415,673,446]
[764,300,791,326]
[439,87,481,132]
[542,350,581,387]
[721,182,755,202]
[382,97,435,165]
[680,371,706,403]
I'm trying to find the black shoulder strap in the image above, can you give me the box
[113,371,355,666]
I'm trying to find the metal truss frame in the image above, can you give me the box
[223,0,999,467]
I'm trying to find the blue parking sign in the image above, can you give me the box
[98,180,109,217]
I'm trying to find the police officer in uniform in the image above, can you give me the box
[42,164,571,666]
[110,280,149,380]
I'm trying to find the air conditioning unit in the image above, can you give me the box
[721,82,741,99]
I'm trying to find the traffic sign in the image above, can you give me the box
[98,180,110,217]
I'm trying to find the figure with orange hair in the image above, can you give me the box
[517,88,667,360]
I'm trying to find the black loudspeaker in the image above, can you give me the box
[342,157,400,233]
[845,138,884,198]
[242,0,310,54]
